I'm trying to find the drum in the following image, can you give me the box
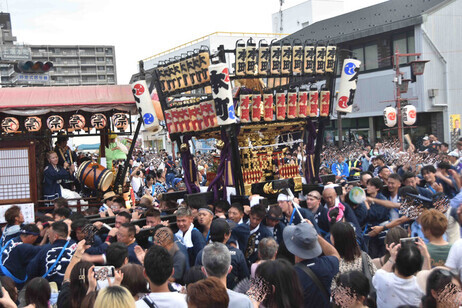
[77,161,114,191]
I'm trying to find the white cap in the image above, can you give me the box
[249,196,263,207]
[277,194,290,202]
[448,151,459,158]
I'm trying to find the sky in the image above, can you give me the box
[5,0,382,84]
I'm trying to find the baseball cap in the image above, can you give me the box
[448,151,459,158]
[283,223,321,259]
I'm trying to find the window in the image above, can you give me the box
[352,46,365,71]
[106,58,113,64]
[98,75,105,80]
[98,66,104,70]
[96,48,103,52]
[364,43,378,70]
[97,57,104,61]
[392,31,415,64]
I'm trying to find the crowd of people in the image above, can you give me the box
[1,134,462,308]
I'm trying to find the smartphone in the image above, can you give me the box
[400,237,419,245]
[94,266,115,281]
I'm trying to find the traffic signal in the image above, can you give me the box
[14,61,53,73]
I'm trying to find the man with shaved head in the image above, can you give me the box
[321,187,364,248]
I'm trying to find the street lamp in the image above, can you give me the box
[398,78,411,94]
[394,50,429,151]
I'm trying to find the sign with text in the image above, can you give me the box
[1,46,31,60]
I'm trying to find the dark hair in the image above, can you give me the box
[71,219,90,232]
[53,197,69,208]
[187,277,229,308]
[5,205,21,225]
[120,264,149,297]
[421,165,436,176]
[383,227,408,263]
[441,142,449,148]
[120,223,136,237]
[250,204,266,220]
[0,276,17,303]
[360,171,373,179]
[256,259,304,308]
[378,166,390,175]
[399,185,419,197]
[331,222,361,261]
[401,172,416,184]
[112,197,125,207]
[25,277,51,308]
[52,221,69,238]
[395,244,423,276]
[437,161,451,171]
[213,200,230,213]
[276,239,295,264]
[367,177,383,190]
[69,212,85,221]
[117,211,131,221]
[21,223,40,235]
[70,261,93,308]
[106,242,128,268]
[375,155,385,162]
[229,203,244,214]
[183,266,207,286]
[81,291,98,308]
[156,169,164,178]
[54,207,72,219]
[210,219,230,243]
[422,269,458,308]
[145,208,160,218]
[388,173,402,183]
[144,245,173,286]
[335,271,370,302]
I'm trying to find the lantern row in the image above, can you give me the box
[163,87,331,135]
[0,113,130,134]
[156,49,210,95]
[238,87,331,122]
[154,41,337,96]
[383,105,417,127]
[234,40,337,78]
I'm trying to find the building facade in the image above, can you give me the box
[287,0,460,147]
[28,45,117,86]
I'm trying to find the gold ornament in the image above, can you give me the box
[216,140,225,150]
[180,143,189,152]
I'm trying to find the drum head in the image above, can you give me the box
[99,171,114,191]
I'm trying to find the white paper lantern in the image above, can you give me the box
[384,107,397,127]
[403,105,417,126]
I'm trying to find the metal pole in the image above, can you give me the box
[395,50,404,152]
[338,112,343,148]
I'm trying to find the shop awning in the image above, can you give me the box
[0,85,137,116]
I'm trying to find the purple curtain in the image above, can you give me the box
[180,135,200,194]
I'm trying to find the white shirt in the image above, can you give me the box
[131,177,143,193]
[446,239,462,281]
[372,269,424,308]
[136,292,187,308]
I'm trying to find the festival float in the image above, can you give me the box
[144,37,362,204]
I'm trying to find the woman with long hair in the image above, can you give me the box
[120,264,149,301]
[24,277,51,308]
[371,226,407,269]
[330,222,376,290]
[255,259,303,308]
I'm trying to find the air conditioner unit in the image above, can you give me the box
[428,89,438,98]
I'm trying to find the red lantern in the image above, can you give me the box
[47,115,64,132]
[25,116,42,132]
[69,114,86,131]
[112,113,129,131]
[91,113,107,130]
[1,117,19,133]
